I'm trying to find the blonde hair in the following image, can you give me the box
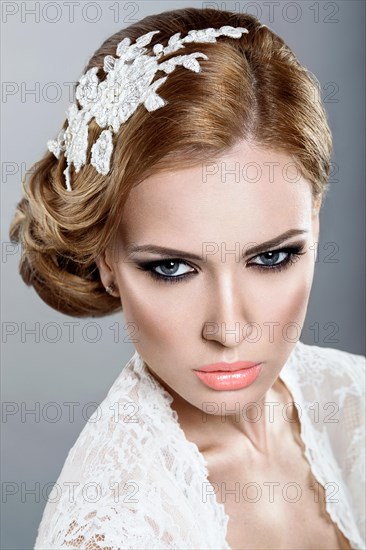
[9,7,333,317]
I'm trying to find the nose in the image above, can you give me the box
[202,275,254,347]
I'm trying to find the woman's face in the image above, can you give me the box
[97,140,320,418]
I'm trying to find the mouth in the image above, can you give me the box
[194,363,263,391]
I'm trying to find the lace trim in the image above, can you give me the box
[134,340,365,549]
[278,343,365,550]
[132,351,231,549]
[34,341,365,549]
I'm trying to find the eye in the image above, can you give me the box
[248,246,307,273]
[251,250,289,267]
[135,244,307,284]
[136,259,195,284]
[151,260,194,277]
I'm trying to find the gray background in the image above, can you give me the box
[1,1,365,548]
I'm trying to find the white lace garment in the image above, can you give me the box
[34,340,365,549]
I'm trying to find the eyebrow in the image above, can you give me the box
[125,229,309,261]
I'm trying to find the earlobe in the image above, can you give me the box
[95,251,114,288]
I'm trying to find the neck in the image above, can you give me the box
[147,366,297,458]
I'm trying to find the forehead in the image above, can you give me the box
[118,141,313,242]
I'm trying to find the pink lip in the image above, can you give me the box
[194,364,263,391]
[195,361,259,373]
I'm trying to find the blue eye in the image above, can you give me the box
[136,245,307,284]
[136,259,195,284]
[151,260,193,278]
[251,249,298,270]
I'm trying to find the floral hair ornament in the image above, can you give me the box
[47,25,249,192]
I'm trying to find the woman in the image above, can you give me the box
[9,7,365,550]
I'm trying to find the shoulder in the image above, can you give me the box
[281,342,365,547]
[289,341,365,444]
[291,340,365,395]
[34,351,201,549]
[34,352,171,548]
[282,341,365,430]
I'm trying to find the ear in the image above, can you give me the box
[95,250,116,290]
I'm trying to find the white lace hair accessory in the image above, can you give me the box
[47,25,249,191]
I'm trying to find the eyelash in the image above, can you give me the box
[135,245,307,285]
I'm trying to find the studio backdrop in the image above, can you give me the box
[1,1,365,548]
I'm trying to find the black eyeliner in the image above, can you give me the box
[134,242,307,284]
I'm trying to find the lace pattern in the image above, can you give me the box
[34,341,365,549]
[279,343,365,549]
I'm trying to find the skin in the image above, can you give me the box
[96,140,355,548]
[96,139,321,459]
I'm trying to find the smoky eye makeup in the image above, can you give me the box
[134,241,308,285]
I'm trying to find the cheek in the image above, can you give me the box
[116,272,188,348]
[282,278,313,326]
[255,260,315,340]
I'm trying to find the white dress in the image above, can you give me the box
[34,340,365,549]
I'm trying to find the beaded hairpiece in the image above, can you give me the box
[47,25,249,192]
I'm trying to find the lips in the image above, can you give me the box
[195,361,260,373]
[194,363,263,390]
